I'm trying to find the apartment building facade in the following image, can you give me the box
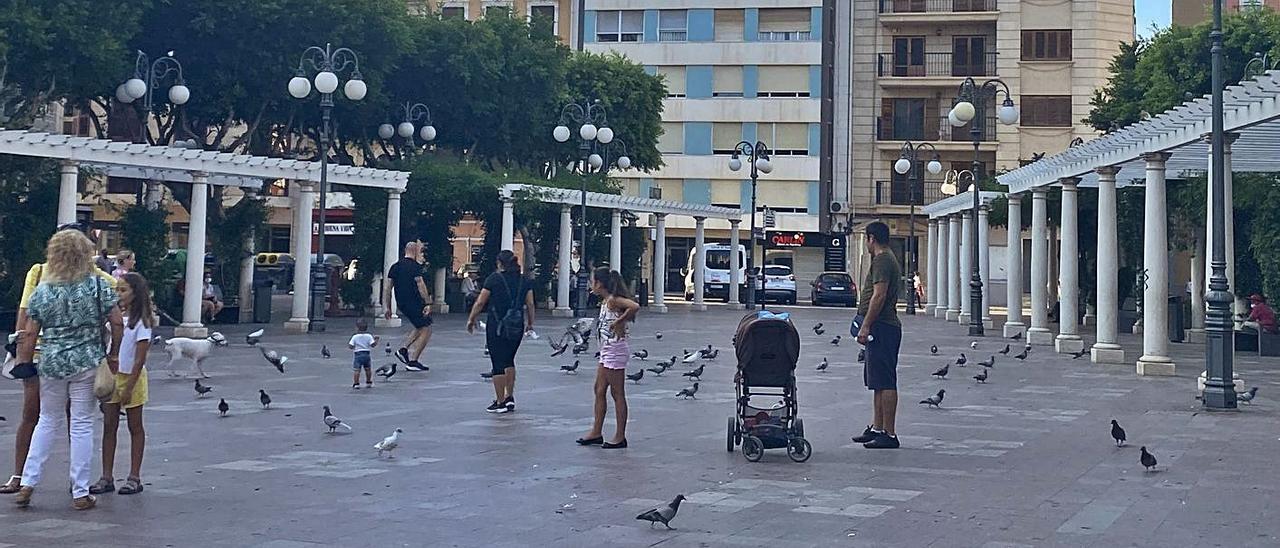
[1172,0,1280,26]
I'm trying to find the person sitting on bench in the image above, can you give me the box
[1241,293,1278,335]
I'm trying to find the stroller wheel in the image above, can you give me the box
[726,417,737,452]
[787,437,812,463]
[792,418,805,438]
[742,436,764,462]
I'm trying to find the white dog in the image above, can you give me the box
[163,332,228,378]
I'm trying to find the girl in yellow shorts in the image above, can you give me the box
[90,272,154,496]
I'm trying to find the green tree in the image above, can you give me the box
[0,156,58,306]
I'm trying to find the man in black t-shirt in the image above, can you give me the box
[383,241,433,371]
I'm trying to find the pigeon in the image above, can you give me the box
[385,342,393,357]
[217,398,229,417]
[647,366,667,376]
[194,379,213,397]
[816,357,829,371]
[857,348,865,363]
[814,327,825,336]
[931,364,949,378]
[973,368,988,383]
[483,348,490,357]
[1139,446,1157,471]
[375,362,397,380]
[1110,420,1126,446]
[682,349,694,359]
[697,345,714,358]
[930,344,938,355]
[150,335,165,346]
[560,360,580,374]
[970,341,978,349]
[0,416,5,422]
[676,383,699,399]
[260,348,288,373]
[259,389,271,409]
[919,389,945,408]
[636,494,685,530]
[658,356,677,369]
[321,345,332,359]
[375,428,402,457]
[682,364,704,381]
[701,347,719,360]
[245,328,264,346]
[626,369,644,383]
[550,342,568,357]
[813,322,824,333]
[682,352,700,364]
[955,353,967,366]
[633,349,648,360]
[323,405,351,433]
[655,331,664,340]
[1014,347,1029,360]
[572,341,589,356]
[1009,331,1023,340]
[1239,386,1259,404]
[998,344,1011,355]
[977,355,995,368]
[1071,349,1088,359]
[831,335,841,346]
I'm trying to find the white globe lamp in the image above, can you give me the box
[116,85,135,104]
[596,126,614,144]
[313,71,339,94]
[288,76,311,99]
[755,157,773,174]
[124,78,147,100]
[168,85,190,105]
[998,99,1020,125]
[728,156,742,171]
[344,79,367,101]
[553,125,570,142]
[616,155,632,170]
[952,101,976,123]
[397,122,415,139]
[579,123,598,141]
[378,124,395,140]
[588,153,604,169]
[927,159,943,175]
[419,125,436,141]
[894,157,912,175]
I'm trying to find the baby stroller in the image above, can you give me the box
[727,310,811,462]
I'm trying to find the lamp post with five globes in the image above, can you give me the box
[553,101,614,317]
[894,142,943,315]
[287,43,367,333]
[728,141,773,310]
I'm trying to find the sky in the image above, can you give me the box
[1136,0,1171,38]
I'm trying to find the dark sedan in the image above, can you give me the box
[810,272,856,307]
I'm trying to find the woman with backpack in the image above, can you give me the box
[466,250,533,414]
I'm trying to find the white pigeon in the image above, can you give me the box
[970,341,978,349]
[245,328,264,346]
[681,352,700,364]
[374,428,402,457]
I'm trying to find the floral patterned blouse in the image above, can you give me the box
[26,275,118,379]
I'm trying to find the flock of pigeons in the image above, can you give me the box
[541,320,708,399]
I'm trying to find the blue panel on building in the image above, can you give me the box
[683,179,711,205]
[684,122,712,155]
[742,122,757,146]
[643,65,657,76]
[744,8,759,42]
[688,9,714,41]
[639,178,655,200]
[743,65,758,98]
[584,10,596,43]
[807,182,820,216]
[740,181,753,210]
[644,10,659,42]
[810,7,823,41]
[809,65,822,99]
[808,123,821,156]
[685,65,713,98]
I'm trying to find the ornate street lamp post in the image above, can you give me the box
[1203,0,1237,409]
[948,77,1019,336]
[894,141,942,315]
[287,43,367,333]
[728,141,773,310]
[117,50,192,146]
[378,102,437,152]
[553,100,613,317]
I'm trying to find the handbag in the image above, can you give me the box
[90,277,116,401]
[495,274,526,341]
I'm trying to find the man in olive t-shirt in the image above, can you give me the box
[850,221,904,449]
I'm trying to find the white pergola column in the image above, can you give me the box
[1205,132,1240,321]
[729,220,742,308]
[176,172,211,338]
[554,204,573,317]
[1136,152,1175,376]
[432,266,449,314]
[925,219,939,315]
[959,212,974,325]
[1187,234,1206,343]
[500,197,515,251]
[1004,194,1026,337]
[610,209,623,270]
[285,181,315,333]
[692,217,707,311]
[936,216,950,319]
[652,214,668,313]
[978,203,992,329]
[1092,166,1125,364]
[375,189,402,328]
[238,224,256,324]
[947,214,962,322]
[1027,187,1053,346]
[57,160,79,225]
[1055,178,1084,353]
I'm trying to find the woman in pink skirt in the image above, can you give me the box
[576,268,639,449]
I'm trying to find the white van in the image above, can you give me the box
[683,244,747,302]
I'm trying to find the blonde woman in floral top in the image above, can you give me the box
[12,229,123,510]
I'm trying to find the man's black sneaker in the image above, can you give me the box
[502,397,515,412]
[863,432,900,449]
[406,361,429,371]
[486,400,505,413]
[395,348,411,365]
[851,426,881,444]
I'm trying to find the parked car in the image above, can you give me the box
[760,264,797,305]
[810,272,856,307]
[683,244,747,302]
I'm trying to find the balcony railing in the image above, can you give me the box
[877,52,997,78]
[879,0,997,14]
[876,114,996,142]
[873,180,949,206]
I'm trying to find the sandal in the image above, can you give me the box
[118,477,143,495]
[88,477,115,495]
[0,475,21,494]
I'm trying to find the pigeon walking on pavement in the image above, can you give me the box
[217,398,229,417]
[816,357,828,371]
[970,341,978,349]
[857,348,865,363]
[245,328,264,346]
[626,369,644,383]
[1111,420,1127,446]
[931,364,950,379]
[930,344,938,355]
[375,362,397,380]
[194,379,213,397]
[831,335,841,346]
[260,348,288,373]
[633,349,648,360]
[323,405,352,433]
[682,363,705,381]
[1140,446,1158,471]
[812,322,824,334]
[658,356,678,370]
[973,369,988,383]
[375,428,402,457]
[682,352,700,364]
[998,344,1011,355]
[955,353,967,366]
[258,389,271,409]
[676,383,699,399]
[1014,347,1029,360]
[321,344,332,359]
[1010,332,1023,340]
[561,360,580,374]
[636,495,686,530]
[1071,349,1088,359]
[919,389,946,408]
[977,355,995,368]
[655,331,664,340]
[1239,386,1260,403]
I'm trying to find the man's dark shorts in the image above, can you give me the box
[863,321,902,391]
[400,303,434,330]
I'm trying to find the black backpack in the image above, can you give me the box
[496,274,525,341]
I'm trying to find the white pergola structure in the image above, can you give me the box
[0,130,409,337]
[498,183,742,315]
[994,69,1280,377]
[923,191,1002,331]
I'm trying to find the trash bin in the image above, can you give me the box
[637,280,649,307]
[253,279,274,324]
[1168,294,1184,343]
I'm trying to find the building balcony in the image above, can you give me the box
[877,52,997,80]
[873,180,949,208]
[876,114,996,143]
[878,0,999,22]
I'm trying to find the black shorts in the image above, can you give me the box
[863,322,902,391]
[485,323,521,375]
[399,303,433,329]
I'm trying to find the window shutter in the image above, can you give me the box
[713,66,743,96]
[758,66,809,94]
[714,9,744,41]
[713,123,742,153]
[657,122,684,153]
[657,66,686,97]
[775,123,808,153]
[758,8,810,32]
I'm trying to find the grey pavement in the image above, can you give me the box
[1,302,1279,547]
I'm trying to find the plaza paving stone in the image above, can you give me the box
[1,303,1279,547]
